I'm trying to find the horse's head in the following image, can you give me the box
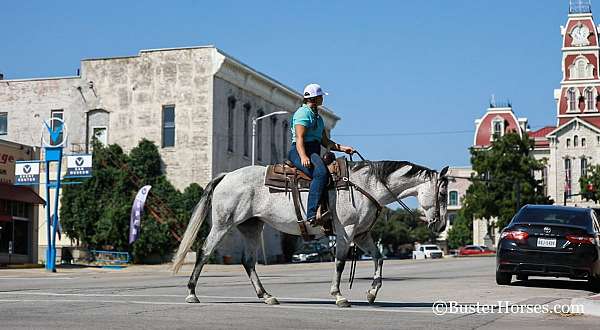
[415,166,449,234]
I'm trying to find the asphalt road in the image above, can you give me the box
[0,257,598,329]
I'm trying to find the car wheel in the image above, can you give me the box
[496,270,512,285]
[516,274,528,281]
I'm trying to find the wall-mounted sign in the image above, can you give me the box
[65,154,93,177]
[15,161,40,185]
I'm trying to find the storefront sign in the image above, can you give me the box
[15,161,40,185]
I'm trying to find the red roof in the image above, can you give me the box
[528,126,555,138]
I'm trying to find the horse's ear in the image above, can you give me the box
[439,166,449,178]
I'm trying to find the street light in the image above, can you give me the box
[251,110,289,265]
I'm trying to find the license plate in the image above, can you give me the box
[537,238,557,248]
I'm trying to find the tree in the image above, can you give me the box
[446,211,472,249]
[462,133,552,231]
[580,164,600,202]
[60,139,204,263]
[370,208,436,257]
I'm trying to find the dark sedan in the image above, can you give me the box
[496,205,600,290]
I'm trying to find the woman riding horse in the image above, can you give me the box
[288,83,355,224]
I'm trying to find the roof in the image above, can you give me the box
[522,204,591,213]
[528,126,555,138]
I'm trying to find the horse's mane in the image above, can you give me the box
[349,160,435,184]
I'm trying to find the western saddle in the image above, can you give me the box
[264,154,350,240]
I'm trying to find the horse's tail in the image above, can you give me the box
[172,172,227,274]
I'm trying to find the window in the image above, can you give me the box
[586,88,595,110]
[582,138,587,147]
[227,97,236,152]
[92,127,108,146]
[0,112,6,135]
[448,213,457,226]
[256,109,264,161]
[448,191,459,206]
[570,56,595,79]
[51,109,64,144]
[565,158,572,198]
[492,119,503,139]
[582,158,588,178]
[270,116,278,163]
[568,88,577,111]
[162,105,175,147]
[282,121,289,160]
[243,104,251,157]
[567,138,571,148]
[574,135,579,147]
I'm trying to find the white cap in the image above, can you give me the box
[303,83,328,99]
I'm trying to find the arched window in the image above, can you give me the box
[227,96,236,152]
[565,158,572,198]
[243,104,251,157]
[256,109,264,161]
[492,118,504,140]
[568,88,577,111]
[586,87,595,110]
[582,158,588,178]
[448,191,459,206]
[270,116,278,163]
[567,138,571,147]
[582,137,587,147]
[282,121,289,160]
[570,55,595,79]
[574,135,579,147]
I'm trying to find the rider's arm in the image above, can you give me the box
[295,125,311,166]
[321,131,354,154]
[321,131,340,151]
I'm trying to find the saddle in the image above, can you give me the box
[264,155,350,241]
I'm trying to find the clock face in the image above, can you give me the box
[571,24,590,46]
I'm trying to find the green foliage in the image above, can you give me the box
[370,208,436,256]
[60,139,204,263]
[446,211,472,249]
[462,133,552,230]
[580,164,600,202]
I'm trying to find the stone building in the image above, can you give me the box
[0,46,340,264]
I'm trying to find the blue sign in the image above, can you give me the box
[15,161,40,185]
[65,154,92,178]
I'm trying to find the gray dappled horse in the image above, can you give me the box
[173,160,449,307]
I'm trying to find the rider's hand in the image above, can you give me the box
[301,155,311,168]
[340,146,354,154]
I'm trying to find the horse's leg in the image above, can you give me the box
[186,226,229,303]
[354,233,383,304]
[237,218,280,305]
[330,228,354,308]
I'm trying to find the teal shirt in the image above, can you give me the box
[291,104,325,143]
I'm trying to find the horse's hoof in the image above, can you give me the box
[367,292,377,304]
[185,294,200,303]
[336,297,351,308]
[264,296,280,305]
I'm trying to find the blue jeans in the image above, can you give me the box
[288,141,328,220]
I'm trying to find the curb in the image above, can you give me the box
[571,294,600,317]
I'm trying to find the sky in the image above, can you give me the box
[1,1,572,170]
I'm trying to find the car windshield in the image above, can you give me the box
[295,244,326,254]
[425,246,439,251]
[514,208,591,229]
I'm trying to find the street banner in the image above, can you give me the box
[129,185,152,244]
[65,154,93,177]
[15,161,40,185]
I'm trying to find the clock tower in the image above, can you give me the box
[556,0,600,127]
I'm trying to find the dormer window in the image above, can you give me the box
[491,118,504,140]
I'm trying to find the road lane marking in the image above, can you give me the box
[0,298,434,314]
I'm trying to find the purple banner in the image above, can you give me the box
[129,185,152,244]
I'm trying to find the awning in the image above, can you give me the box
[0,184,46,205]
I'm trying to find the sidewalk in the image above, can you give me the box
[571,293,600,317]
